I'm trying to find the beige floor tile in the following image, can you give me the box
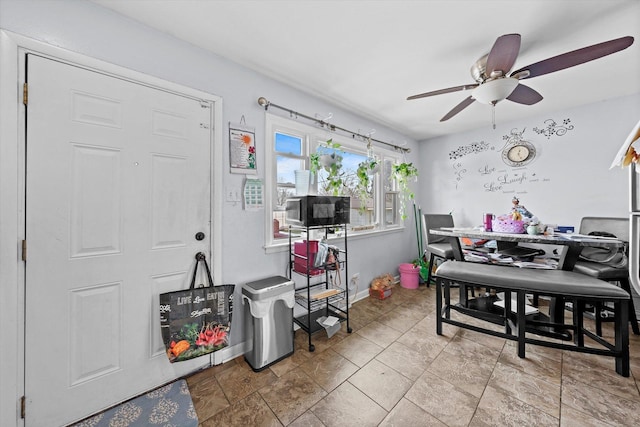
[362,297,401,316]
[469,385,559,427]
[489,362,561,418]
[348,304,380,325]
[348,359,413,411]
[376,308,424,333]
[398,295,437,314]
[454,326,508,350]
[311,381,387,427]
[560,404,617,427]
[396,323,448,361]
[375,341,429,381]
[184,285,638,427]
[201,392,281,427]
[298,348,359,392]
[503,337,563,363]
[186,359,237,386]
[258,368,327,425]
[420,314,460,341]
[215,361,278,403]
[405,370,479,427]
[427,348,494,398]
[561,375,640,426]
[497,343,563,385]
[287,410,325,427]
[443,334,502,366]
[355,320,403,348]
[187,371,230,424]
[294,328,334,356]
[268,349,309,378]
[378,398,447,427]
[562,350,639,401]
[330,333,384,367]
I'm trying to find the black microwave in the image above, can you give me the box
[285,196,350,227]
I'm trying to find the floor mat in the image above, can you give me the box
[70,379,198,427]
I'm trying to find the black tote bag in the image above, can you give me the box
[159,252,234,363]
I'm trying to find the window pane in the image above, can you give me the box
[267,115,405,247]
[275,185,296,209]
[385,192,398,225]
[383,158,395,191]
[317,150,367,195]
[272,210,288,239]
[275,132,302,155]
[383,158,398,226]
[277,155,304,184]
[317,148,377,227]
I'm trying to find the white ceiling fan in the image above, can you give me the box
[407,34,634,122]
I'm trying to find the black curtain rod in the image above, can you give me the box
[257,97,410,153]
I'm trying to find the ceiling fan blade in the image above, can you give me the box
[510,36,634,80]
[506,84,543,105]
[407,84,478,100]
[440,96,475,122]
[486,34,521,77]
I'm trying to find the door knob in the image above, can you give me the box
[195,232,205,241]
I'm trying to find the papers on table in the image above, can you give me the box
[462,249,558,269]
[556,233,620,241]
[493,292,539,315]
[440,227,479,232]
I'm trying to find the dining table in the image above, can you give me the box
[429,227,626,340]
[430,227,625,271]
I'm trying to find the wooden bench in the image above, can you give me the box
[435,260,630,376]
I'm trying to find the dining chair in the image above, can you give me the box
[572,216,640,335]
[422,213,456,286]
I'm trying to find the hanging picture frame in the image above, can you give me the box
[229,119,257,174]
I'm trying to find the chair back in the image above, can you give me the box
[579,217,629,242]
[422,214,454,245]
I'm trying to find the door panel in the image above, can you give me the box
[25,54,212,426]
[70,144,123,257]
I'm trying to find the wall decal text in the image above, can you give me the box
[533,118,574,139]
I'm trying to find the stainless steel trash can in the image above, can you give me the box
[242,276,295,371]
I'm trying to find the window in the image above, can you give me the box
[265,114,403,249]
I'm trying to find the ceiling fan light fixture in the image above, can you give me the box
[471,77,519,104]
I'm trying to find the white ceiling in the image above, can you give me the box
[91,0,640,141]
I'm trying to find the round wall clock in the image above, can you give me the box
[502,140,536,167]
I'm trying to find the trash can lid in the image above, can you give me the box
[243,276,294,301]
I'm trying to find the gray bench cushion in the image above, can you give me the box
[427,242,454,259]
[436,261,630,300]
[572,260,628,280]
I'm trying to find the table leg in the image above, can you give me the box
[446,236,464,261]
[558,246,583,271]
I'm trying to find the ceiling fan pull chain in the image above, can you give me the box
[492,103,496,129]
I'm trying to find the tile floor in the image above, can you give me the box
[186,284,640,426]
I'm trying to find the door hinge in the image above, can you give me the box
[21,240,27,261]
[23,83,28,106]
[20,395,25,418]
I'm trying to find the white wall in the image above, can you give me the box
[0,1,420,424]
[418,94,640,229]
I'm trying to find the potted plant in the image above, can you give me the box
[391,162,419,220]
[355,158,379,213]
[313,139,344,196]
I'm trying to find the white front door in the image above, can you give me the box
[24,54,213,426]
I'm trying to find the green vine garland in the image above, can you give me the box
[392,162,418,220]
